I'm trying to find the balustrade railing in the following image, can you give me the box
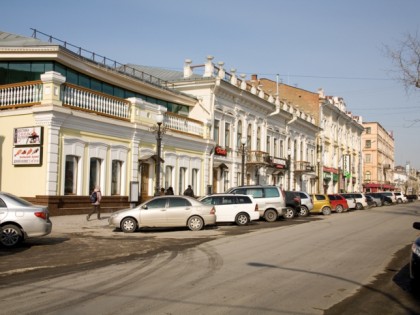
[0,81,43,108]
[164,112,204,137]
[62,83,130,120]
[246,150,270,164]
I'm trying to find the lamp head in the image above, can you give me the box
[156,112,164,124]
[241,137,247,145]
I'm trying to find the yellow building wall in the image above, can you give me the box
[0,113,48,197]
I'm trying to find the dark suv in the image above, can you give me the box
[284,191,302,218]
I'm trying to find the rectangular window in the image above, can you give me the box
[111,160,122,195]
[365,154,371,163]
[214,120,220,145]
[192,168,198,195]
[365,140,371,148]
[89,158,102,192]
[225,122,231,148]
[64,155,78,195]
[266,136,271,154]
[223,170,229,192]
[273,138,277,157]
[179,167,187,195]
[366,127,371,134]
[165,166,173,189]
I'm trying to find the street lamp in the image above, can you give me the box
[241,137,247,186]
[154,111,164,196]
[287,149,292,190]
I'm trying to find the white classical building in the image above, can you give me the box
[131,56,320,193]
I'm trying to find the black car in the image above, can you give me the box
[365,195,376,208]
[410,222,420,282]
[284,191,302,218]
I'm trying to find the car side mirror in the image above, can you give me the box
[142,205,148,210]
[413,222,420,230]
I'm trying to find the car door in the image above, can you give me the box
[165,197,193,226]
[139,198,168,226]
[0,197,8,222]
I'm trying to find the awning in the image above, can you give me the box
[139,153,164,163]
[214,162,229,169]
[323,166,338,174]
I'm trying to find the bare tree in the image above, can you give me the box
[385,31,420,92]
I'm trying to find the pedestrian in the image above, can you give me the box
[87,186,102,221]
[165,187,174,195]
[160,187,165,196]
[183,185,194,197]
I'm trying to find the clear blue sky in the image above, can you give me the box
[2,0,420,168]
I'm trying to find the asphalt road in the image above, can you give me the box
[1,203,420,314]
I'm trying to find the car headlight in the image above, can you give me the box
[412,241,420,257]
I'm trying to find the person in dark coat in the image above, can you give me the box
[183,185,194,197]
[165,187,174,195]
[87,186,102,221]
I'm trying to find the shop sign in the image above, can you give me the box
[12,146,42,165]
[272,157,287,169]
[215,146,227,156]
[14,126,43,145]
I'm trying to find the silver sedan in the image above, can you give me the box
[0,192,52,247]
[109,195,216,233]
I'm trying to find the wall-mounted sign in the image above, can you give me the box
[12,146,42,165]
[13,126,43,145]
[215,146,227,156]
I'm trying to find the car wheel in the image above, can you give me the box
[298,206,309,217]
[1,224,22,247]
[264,209,278,222]
[335,205,344,213]
[322,207,331,215]
[284,207,295,219]
[397,199,402,204]
[356,202,363,210]
[121,217,137,233]
[188,215,204,231]
[235,213,250,226]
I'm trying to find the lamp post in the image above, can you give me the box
[241,137,247,186]
[154,112,164,196]
[287,149,292,190]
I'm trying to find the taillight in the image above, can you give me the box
[210,206,216,214]
[34,211,47,220]
[255,204,259,211]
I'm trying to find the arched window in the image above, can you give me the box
[247,124,252,149]
[237,120,242,149]
[257,127,261,151]
[365,171,371,181]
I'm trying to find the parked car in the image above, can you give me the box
[378,191,397,204]
[108,195,216,232]
[284,191,301,219]
[410,222,420,282]
[310,194,332,215]
[339,194,357,210]
[327,194,349,213]
[340,193,368,210]
[226,186,286,222]
[0,192,52,247]
[372,193,393,206]
[394,192,408,203]
[297,191,313,217]
[198,194,259,225]
[365,195,376,208]
[365,193,383,207]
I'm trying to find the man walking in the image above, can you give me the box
[87,186,102,220]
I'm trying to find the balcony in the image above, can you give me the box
[294,160,315,173]
[246,151,270,165]
[0,80,204,138]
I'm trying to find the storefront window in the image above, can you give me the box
[64,155,78,195]
[89,158,102,192]
[111,160,122,195]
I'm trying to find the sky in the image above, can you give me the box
[2,0,420,168]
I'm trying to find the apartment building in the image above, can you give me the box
[362,122,395,192]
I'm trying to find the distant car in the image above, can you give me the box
[379,191,397,204]
[199,194,259,225]
[108,196,216,232]
[0,192,52,247]
[339,194,357,210]
[365,195,376,208]
[327,194,349,213]
[297,191,313,217]
[226,185,287,222]
[284,191,301,219]
[372,192,393,205]
[310,194,332,215]
[410,222,420,281]
[365,193,383,207]
[340,193,368,210]
[394,192,408,204]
